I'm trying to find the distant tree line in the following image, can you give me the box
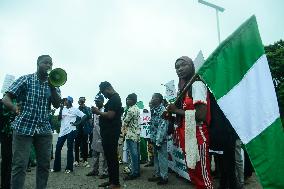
[50,109,60,133]
[265,39,284,122]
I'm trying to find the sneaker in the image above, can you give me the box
[157,178,168,185]
[98,181,110,187]
[73,161,79,167]
[108,184,121,189]
[140,160,147,164]
[99,174,109,179]
[86,171,98,176]
[123,174,139,181]
[148,176,161,182]
[82,161,90,167]
[123,166,131,174]
[50,169,60,172]
[144,162,154,167]
[65,169,72,174]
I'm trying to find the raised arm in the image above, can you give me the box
[50,87,61,109]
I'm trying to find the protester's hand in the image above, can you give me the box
[59,104,64,110]
[14,106,20,115]
[59,102,64,109]
[48,81,54,89]
[166,104,177,113]
[91,106,100,115]
[47,77,57,89]
[13,103,21,115]
[156,144,161,150]
[161,111,168,119]
[121,126,126,135]
[70,122,79,127]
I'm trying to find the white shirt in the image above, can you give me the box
[192,81,207,105]
[58,107,85,137]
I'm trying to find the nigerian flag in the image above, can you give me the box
[198,15,284,189]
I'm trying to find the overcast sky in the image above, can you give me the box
[1,0,283,108]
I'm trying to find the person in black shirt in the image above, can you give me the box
[92,81,123,189]
[74,97,92,167]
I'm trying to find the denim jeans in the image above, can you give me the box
[11,131,52,189]
[154,142,168,180]
[126,139,140,176]
[53,130,76,171]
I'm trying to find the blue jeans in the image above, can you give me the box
[126,139,140,176]
[11,131,52,189]
[154,142,168,180]
[53,130,76,171]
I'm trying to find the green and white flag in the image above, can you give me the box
[198,15,284,189]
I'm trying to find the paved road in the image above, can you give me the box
[24,163,262,189]
[20,134,262,188]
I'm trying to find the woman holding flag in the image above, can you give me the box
[167,56,213,189]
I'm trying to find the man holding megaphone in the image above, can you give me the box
[2,55,62,189]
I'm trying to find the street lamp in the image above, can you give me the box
[198,0,225,44]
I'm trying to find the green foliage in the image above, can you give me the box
[51,115,60,133]
[50,109,60,133]
[265,40,284,121]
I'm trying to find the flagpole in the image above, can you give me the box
[174,74,199,104]
[198,0,225,44]
[216,9,221,44]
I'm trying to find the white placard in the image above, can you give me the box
[140,112,151,138]
[1,74,15,93]
[168,136,190,180]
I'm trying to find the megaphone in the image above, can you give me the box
[48,68,67,87]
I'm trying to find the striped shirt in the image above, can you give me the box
[8,73,61,135]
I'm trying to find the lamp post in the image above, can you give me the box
[198,0,225,44]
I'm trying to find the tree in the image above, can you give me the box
[50,108,61,133]
[265,40,284,122]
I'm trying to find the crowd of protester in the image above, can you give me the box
[0,55,255,189]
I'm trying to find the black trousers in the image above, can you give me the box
[102,131,120,186]
[1,134,13,189]
[75,127,88,162]
[88,132,93,156]
[244,150,253,179]
[217,138,239,189]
